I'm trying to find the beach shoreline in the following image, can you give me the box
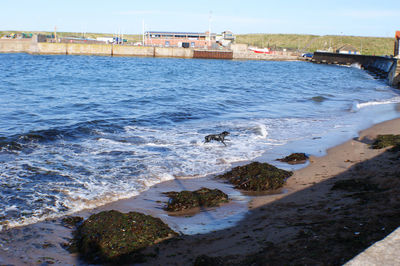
[1,118,400,265]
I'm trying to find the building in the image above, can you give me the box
[144,31,216,48]
[336,45,360,55]
[395,31,400,57]
[216,30,236,48]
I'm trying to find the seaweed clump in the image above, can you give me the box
[217,162,292,191]
[61,216,83,229]
[164,188,229,212]
[277,153,309,164]
[371,134,400,149]
[73,210,176,264]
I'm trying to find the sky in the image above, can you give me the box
[1,0,399,37]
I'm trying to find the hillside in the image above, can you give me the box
[236,34,394,56]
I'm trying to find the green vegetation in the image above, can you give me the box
[236,34,394,55]
[217,162,292,191]
[71,210,176,263]
[163,188,229,212]
[61,216,83,229]
[371,134,400,149]
[277,153,309,165]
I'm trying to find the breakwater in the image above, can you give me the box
[0,39,299,61]
[313,52,400,88]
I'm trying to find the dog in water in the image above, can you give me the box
[204,131,230,146]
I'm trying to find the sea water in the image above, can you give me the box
[1,53,399,230]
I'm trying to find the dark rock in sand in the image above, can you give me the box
[164,188,229,212]
[277,153,309,164]
[217,162,292,191]
[371,134,400,149]
[73,210,176,263]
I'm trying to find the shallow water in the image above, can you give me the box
[1,54,399,230]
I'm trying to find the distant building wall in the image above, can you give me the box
[146,38,210,48]
[144,31,216,48]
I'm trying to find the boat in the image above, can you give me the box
[249,47,271,54]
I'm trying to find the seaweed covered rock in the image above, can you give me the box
[217,162,292,191]
[61,216,83,229]
[389,143,400,153]
[164,188,229,212]
[74,210,176,263]
[277,153,309,164]
[371,134,400,149]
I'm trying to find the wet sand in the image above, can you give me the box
[1,118,400,265]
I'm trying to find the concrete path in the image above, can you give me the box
[346,226,400,266]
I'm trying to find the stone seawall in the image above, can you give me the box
[0,39,300,61]
[0,40,196,58]
[0,39,34,53]
[313,52,399,88]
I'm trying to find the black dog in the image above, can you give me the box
[204,131,230,146]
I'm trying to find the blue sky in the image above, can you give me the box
[1,0,399,37]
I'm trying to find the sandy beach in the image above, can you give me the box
[1,118,400,265]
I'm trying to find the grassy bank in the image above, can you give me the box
[236,34,394,56]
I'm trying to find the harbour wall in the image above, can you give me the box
[0,39,298,61]
[0,39,35,53]
[0,39,198,59]
[313,52,400,88]
[0,39,194,58]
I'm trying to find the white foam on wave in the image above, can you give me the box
[255,123,268,138]
[3,103,400,231]
[350,63,362,69]
[351,96,400,112]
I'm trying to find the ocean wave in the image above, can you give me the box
[2,55,400,231]
[351,97,400,112]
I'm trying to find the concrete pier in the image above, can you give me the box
[313,52,400,88]
[0,38,300,61]
[345,226,400,266]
